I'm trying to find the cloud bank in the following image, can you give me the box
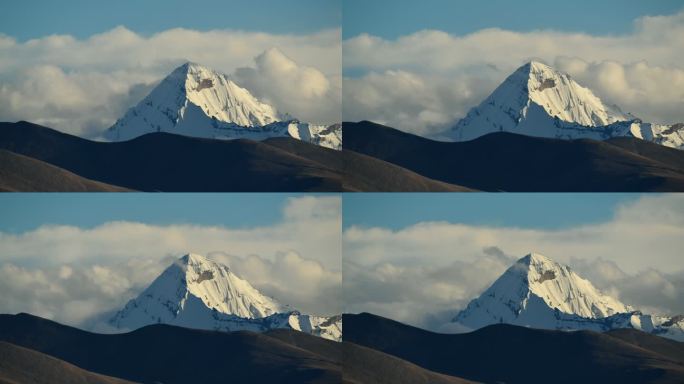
[343,194,684,330]
[0,196,342,328]
[343,10,684,136]
[0,26,341,137]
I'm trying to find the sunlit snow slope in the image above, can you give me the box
[105,62,341,150]
[452,253,684,341]
[450,61,684,149]
[109,254,341,341]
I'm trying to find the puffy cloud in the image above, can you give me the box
[0,257,167,326]
[569,258,684,316]
[282,192,342,221]
[234,48,340,123]
[343,247,516,328]
[209,251,341,315]
[0,65,156,137]
[343,69,496,136]
[554,57,684,124]
[343,11,684,136]
[343,195,684,329]
[0,26,341,137]
[0,196,341,327]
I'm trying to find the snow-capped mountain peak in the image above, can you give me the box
[454,253,629,329]
[104,62,342,149]
[105,62,279,141]
[452,61,629,142]
[109,253,341,341]
[518,252,630,318]
[451,253,683,341]
[521,61,629,127]
[178,62,280,127]
[449,61,684,149]
[109,253,283,330]
[176,252,284,318]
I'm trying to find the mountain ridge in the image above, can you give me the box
[344,312,684,384]
[0,313,487,384]
[344,120,684,191]
[0,313,341,384]
[0,120,473,192]
[0,121,344,191]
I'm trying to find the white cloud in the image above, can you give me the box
[343,69,493,136]
[234,48,341,123]
[343,10,684,136]
[0,26,341,137]
[343,246,515,328]
[554,57,684,123]
[0,196,341,326]
[0,257,165,326]
[209,250,341,315]
[343,195,684,329]
[568,257,684,316]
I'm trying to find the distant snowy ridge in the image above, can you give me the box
[109,253,341,341]
[452,253,684,341]
[450,61,684,150]
[105,62,341,150]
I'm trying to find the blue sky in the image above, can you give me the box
[343,193,642,230]
[343,0,684,38]
[0,193,323,233]
[2,193,644,233]
[0,0,340,41]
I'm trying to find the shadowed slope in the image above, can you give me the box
[262,137,471,191]
[0,150,129,191]
[0,341,135,384]
[343,313,684,384]
[605,328,684,363]
[0,313,340,384]
[0,313,478,384]
[0,122,341,192]
[344,121,684,192]
[0,121,470,192]
[265,329,476,384]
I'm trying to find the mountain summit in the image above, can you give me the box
[450,61,684,149]
[453,253,629,329]
[109,254,341,341]
[452,253,684,340]
[488,61,630,127]
[110,253,284,329]
[105,62,341,149]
